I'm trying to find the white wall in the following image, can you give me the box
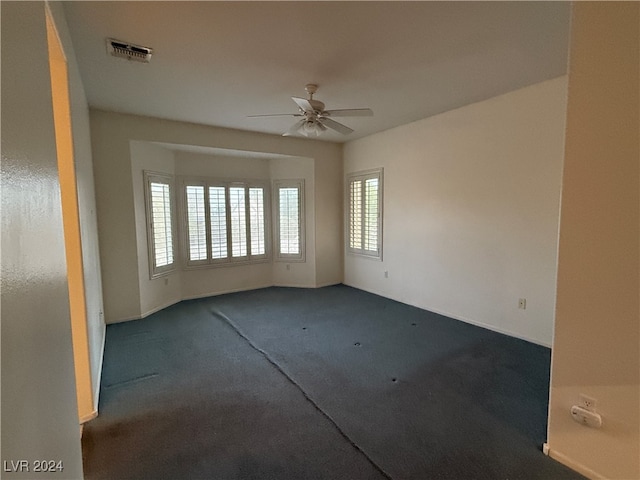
[49,0,105,420]
[547,3,639,479]
[344,77,568,346]
[91,110,343,323]
[271,157,316,287]
[313,147,344,287]
[1,1,84,477]
[91,113,141,321]
[130,141,182,317]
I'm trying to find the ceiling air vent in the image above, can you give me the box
[107,38,153,63]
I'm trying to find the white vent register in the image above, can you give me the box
[107,38,153,63]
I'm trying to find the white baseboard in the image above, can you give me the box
[140,298,182,319]
[107,315,141,324]
[111,282,339,323]
[426,305,551,348]
[545,445,606,479]
[314,281,341,288]
[80,409,98,424]
[92,322,107,416]
[181,283,274,301]
[342,282,551,348]
[109,299,183,324]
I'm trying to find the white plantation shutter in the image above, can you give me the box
[249,187,266,256]
[144,172,175,278]
[229,187,247,257]
[274,181,304,261]
[364,178,379,251]
[279,188,299,255]
[349,180,362,250]
[209,186,228,259]
[185,185,207,261]
[347,169,383,259]
[181,179,268,265]
[151,182,173,266]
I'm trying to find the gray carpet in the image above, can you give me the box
[83,285,585,480]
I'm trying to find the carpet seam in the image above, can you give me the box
[211,308,394,480]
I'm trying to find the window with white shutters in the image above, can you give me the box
[182,178,269,266]
[229,186,247,258]
[209,186,227,259]
[274,180,305,261]
[144,171,176,278]
[249,188,266,256]
[347,169,383,259]
[185,185,207,261]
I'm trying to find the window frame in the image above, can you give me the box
[273,179,305,262]
[179,176,270,268]
[346,168,383,260]
[143,170,176,279]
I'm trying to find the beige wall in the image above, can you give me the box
[314,149,344,287]
[130,141,182,317]
[91,110,343,323]
[344,77,568,346]
[1,1,84,477]
[547,3,639,479]
[48,0,105,423]
[271,156,316,287]
[90,112,141,321]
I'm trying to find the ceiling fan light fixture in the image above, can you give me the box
[302,119,323,136]
[250,84,373,137]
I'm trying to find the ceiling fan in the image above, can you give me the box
[248,84,373,137]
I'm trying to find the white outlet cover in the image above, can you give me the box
[571,405,602,428]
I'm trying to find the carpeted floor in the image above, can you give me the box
[83,285,585,479]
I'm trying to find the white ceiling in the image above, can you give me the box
[63,1,570,143]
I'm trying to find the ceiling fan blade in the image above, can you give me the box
[247,113,303,118]
[323,108,373,117]
[319,117,354,135]
[282,119,306,137]
[292,96,314,113]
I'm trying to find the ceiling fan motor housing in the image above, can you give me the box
[304,84,325,113]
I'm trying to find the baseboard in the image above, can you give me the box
[544,444,606,479]
[313,281,341,288]
[80,409,98,424]
[426,305,552,348]
[140,298,182,319]
[111,282,339,322]
[108,315,142,324]
[342,282,551,348]
[92,322,107,415]
[181,283,274,301]
[110,299,183,323]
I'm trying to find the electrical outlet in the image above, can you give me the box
[571,405,602,428]
[518,298,527,309]
[384,271,389,278]
[580,394,597,412]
